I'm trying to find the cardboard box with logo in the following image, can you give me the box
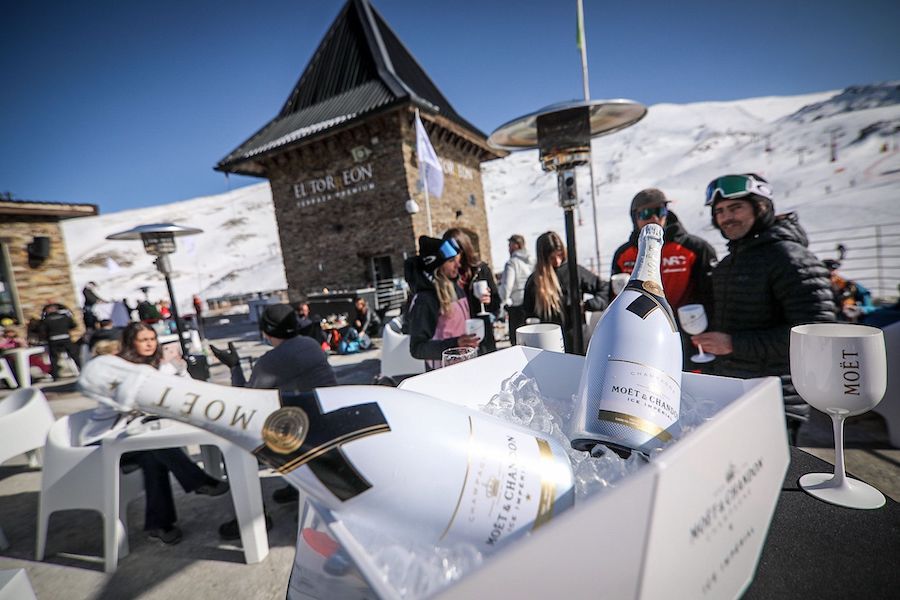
[292,346,789,600]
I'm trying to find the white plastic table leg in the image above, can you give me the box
[200,445,224,480]
[221,444,268,564]
[101,449,129,573]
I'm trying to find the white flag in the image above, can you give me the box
[415,112,444,198]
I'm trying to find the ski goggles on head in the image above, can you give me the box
[705,174,773,206]
[634,205,668,220]
[439,239,460,260]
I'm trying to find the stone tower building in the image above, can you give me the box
[216,0,504,303]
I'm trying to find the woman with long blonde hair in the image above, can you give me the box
[523,231,609,353]
[442,228,500,353]
[407,236,480,370]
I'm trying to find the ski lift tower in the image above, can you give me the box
[489,100,646,354]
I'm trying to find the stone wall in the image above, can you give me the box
[400,111,494,272]
[264,106,496,298]
[0,217,83,338]
[266,110,416,296]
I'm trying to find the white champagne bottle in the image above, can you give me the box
[569,223,683,455]
[78,356,575,554]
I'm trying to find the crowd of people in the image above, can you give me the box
[402,173,861,444]
[4,171,892,553]
[0,290,199,387]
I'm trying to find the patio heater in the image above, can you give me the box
[106,223,203,359]
[488,100,646,354]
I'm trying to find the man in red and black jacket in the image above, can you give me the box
[611,188,717,363]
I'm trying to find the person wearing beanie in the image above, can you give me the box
[611,187,718,364]
[443,228,501,354]
[210,303,338,531]
[691,173,835,445]
[406,236,480,369]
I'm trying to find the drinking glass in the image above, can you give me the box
[676,304,714,363]
[791,323,887,509]
[610,273,630,297]
[472,280,490,316]
[442,347,476,368]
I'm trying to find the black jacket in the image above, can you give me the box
[522,262,609,353]
[406,271,469,364]
[39,311,77,342]
[708,213,835,420]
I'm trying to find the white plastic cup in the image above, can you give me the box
[516,323,565,353]
[465,318,485,341]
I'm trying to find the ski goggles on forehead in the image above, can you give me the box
[705,174,772,206]
[439,239,459,259]
[634,205,668,220]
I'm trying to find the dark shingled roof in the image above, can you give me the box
[216,0,490,176]
[0,198,98,218]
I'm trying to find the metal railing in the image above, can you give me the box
[805,221,900,303]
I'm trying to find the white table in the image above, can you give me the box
[100,419,268,572]
[2,346,46,388]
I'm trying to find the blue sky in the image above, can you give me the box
[2,0,897,214]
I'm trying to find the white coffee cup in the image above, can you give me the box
[465,318,485,341]
[516,323,565,353]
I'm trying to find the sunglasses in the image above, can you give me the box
[634,205,668,220]
[705,174,772,206]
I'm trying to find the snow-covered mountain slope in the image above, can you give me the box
[63,82,900,311]
[62,183,284,311]
[484,82,900,291]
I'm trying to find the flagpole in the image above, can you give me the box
[416,108,434,236]
[424,184,433,236]
[577,0,602,274]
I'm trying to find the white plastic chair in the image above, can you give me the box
[0,388,55,549]
[35,410,145,571]
[378,317,425,384]
[0,387,54,469]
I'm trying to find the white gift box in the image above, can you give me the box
[293,346,789,600]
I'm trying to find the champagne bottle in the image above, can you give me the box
[79,356,575,554]
[569,223,683,455]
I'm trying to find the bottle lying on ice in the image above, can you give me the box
[78,355,575,553]
[569,223,683,455]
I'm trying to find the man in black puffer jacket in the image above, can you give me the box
[691,173,835,444]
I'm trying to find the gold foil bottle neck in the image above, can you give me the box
[262,407,310,454]
[642,281,663,296]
